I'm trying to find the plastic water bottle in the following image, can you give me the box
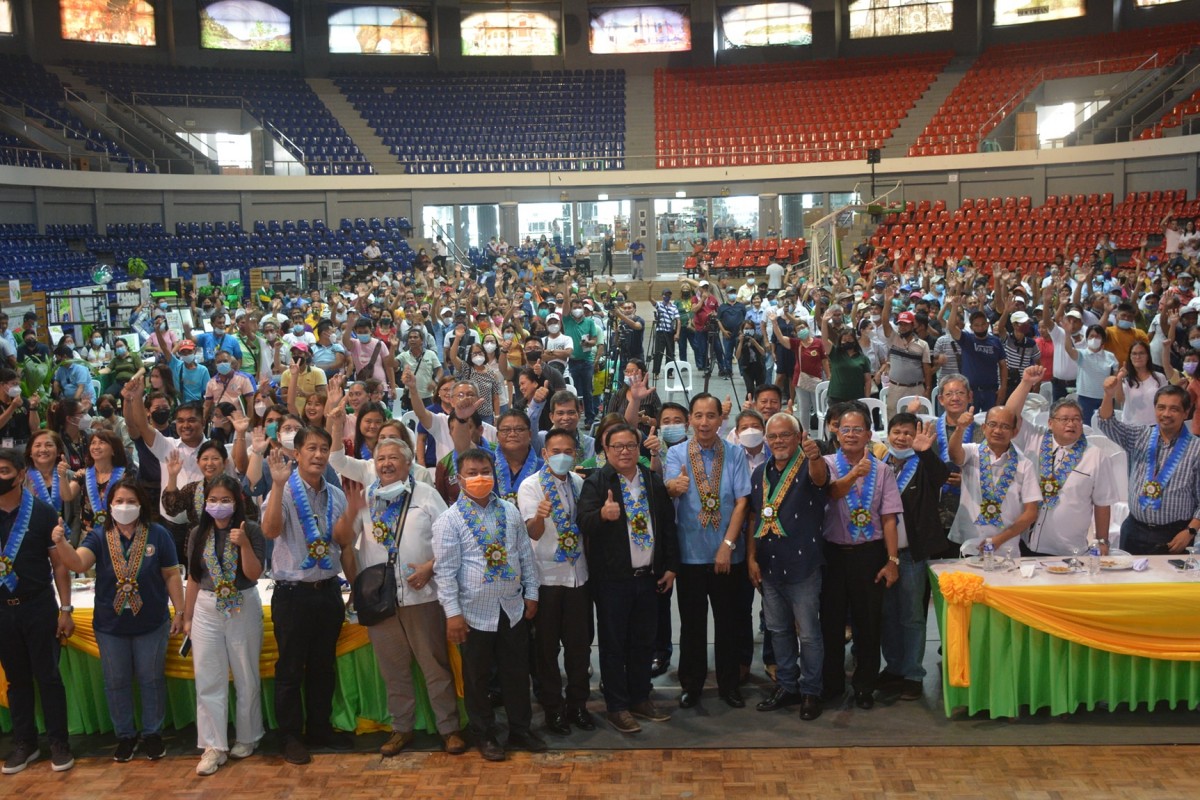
[1087,540,1101,576]
[982,539,995,572]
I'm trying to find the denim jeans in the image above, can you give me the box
[691,329,710,372]
[1077,394,1102,427]
[568,358,596,421]
[95,619,170,738]
[880,550,929,682]
[719,334,735,374]
[761,569,824,696]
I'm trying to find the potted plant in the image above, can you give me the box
[126,257,148,288]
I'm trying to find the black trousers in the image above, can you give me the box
[653,585,673,662]
[651,330,676,376]
[676,560,747,695]
[271,581,345,738]
[820,539,886,695]
[734,569,756,668]
[533,583,592,714]
[1121,516,1190,555]
[461,612,533,740]
[0,591,69,746]
[593,574,658,713]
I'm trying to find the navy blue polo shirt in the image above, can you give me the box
[748,457,827,583]
[82,523,178,636]
[956,331,1005,391]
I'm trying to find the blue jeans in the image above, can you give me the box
[761,569,823,696]
[691,329,710,371]
[95,620,170,738]
[720,334,735,374]
[880,550,928,682]
[1077,394,1102,426]
[568,359,596,422]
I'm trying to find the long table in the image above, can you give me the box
[929,556,1200,719]
[0,580,465,736]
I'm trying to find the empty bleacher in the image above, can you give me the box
[69,62,374,176]
[654,52,952,168]
[334,70,626,173]
[0,132,66,170]
[1139,87,1200,140]
[0,224,98,292]
[910,23,1200,157]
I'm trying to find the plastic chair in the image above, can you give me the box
[897,395,934,417]
[663,360,694,394]
[857,397,888,442]
[399,410,419,437]
[814,380,830,438]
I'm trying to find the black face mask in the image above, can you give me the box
[150,408,171,426]
[97,406,115,418]
[0,475,17,495]
[526,350,543,361]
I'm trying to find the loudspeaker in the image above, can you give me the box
[866,148,881,165]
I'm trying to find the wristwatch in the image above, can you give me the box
[59,605,74,614]
[723,538,737,551]
[887,555,900,566]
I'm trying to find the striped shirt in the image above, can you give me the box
[654,300,680,332]
[1097,416,1200,525]
[933,334,960,378]
[432,496,540,631]
[1003,334,1041,374]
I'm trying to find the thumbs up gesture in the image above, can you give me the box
[534,380,550,404]
[229,526,246,548]
[642,424,660,454]
[52,516,67,545]
[800,428,822,461]
[849,454,872,480]
[666,464,690,498]
[601,489,621,521]
[536,489,553,521]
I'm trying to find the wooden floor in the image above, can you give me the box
[5,745,1198,799]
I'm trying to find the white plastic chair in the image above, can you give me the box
[857,397,888,442]
[897,395,934,417]
[562,369,576,391]
[878,386,889,416]
[663,360,694,394]
[399,410,419,437]
[814,380,830,438]
[1038,381,1053,405]
[1023,393,1049,413]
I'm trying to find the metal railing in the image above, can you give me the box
[427,216,472,267]
[104,90,219,170]
[806,180,903,285]
[62,86,156,166]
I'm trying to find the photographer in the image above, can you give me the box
[613,299,645,361]
[650,289,681,379]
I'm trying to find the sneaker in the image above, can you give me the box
[142,734,166,760]
[113,737,138,762]
[196,748,227,776]
[629,701,671,722]
[229,741,257,760]
[606,710,641,734]
[380,731,414,757]
[2,743,40,775]
[49,741,74,772]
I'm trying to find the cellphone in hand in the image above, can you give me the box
[178,635,192,657]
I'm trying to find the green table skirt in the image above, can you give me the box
[0,642,465,737]
[931,574,1200,718]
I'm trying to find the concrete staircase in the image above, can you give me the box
[306,77,405,175]
[623,72,657,171]
[881,56,973,158]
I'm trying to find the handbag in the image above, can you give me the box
[351,486,414,627]
[356,341,384,382]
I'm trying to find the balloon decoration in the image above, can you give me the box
[92,265,113,285]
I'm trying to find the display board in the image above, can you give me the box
[200,0,292,51]
[994,0,1084,26]
[329,5,431,55]
[60,0,157,46]
[589,6,692,54]
[721,2,812,48]
[460,9,559,56]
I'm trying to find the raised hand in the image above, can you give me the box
[722,395,733,418]
[533,380,551,404]
[1022,365,1045,386]
[911,420,937,453]
[642,425,660,454]
[57,455,70,481]
[600,490,621,522]
[165,448,183,479]
[666,465,690,498]
[1103,370,1123,395]
[849,454,872,480]
[229,526,245,548]
[250,426,268,455]
[230,407,250,436]
[52,516,67,545]
[629,372,653,402]
[266,446,293,484]
[957,405,976,428]
[800,428,822,460]
[343,478,366,516]
[536,489,552,521]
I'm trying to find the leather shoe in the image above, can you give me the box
[800,694,822,721]
[854,690,875,710]
[478,738,505,762]
[544,712,571,736]
[756,687,801,712]
[719,690,745,709]
[567,708,597,731]
[899,679,923,701]
[506,730,548,753]
[678,690,700,709]
[442,732,467,755]
[282,736,311,765]
[876,670,904,689]
[650,656,669,677]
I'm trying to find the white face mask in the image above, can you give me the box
[547,324,561,334]
[254,401,268,417]
[1086,338,1103,352]
[280,430,298,450]
[374,479,408,502]
[111,504,141,526]
[471,354,487,366]
[571,308,584,319]
[738,429,764,449]
[483,342,497,354]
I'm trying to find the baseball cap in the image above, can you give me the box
[698,280,710,287]
[178,340,196,352]
[290,342,310,354]
[897,311,916,324]
[1065,309,1082,320]
[1011,311,1031,324]
[547,313,561,321]
[662,289,672,297]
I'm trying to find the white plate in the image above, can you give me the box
[963,556,1011,570]
[1099,555,1135,571]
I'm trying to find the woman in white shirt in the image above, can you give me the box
[1062,325,1118,426]
[1116,340,1166,426]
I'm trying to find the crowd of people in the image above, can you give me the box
[2,218,1199,775]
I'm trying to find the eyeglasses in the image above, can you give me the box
[941,390,969,398]
[838,426,867,435]
[606,442,639,452]
[765,432,797,442]
[497,427,528,436]
[983,421,1014,431]
[1050,415,1083,424]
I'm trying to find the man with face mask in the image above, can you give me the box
[204,352,254,423]
[187,311,243,375]
[881,307,933,419]
[433,447,543,761]
[0,448,76,774]
[993,305,1040,403]
[949,306,1006,411]
[519,428,593,737]
[332,437,463,756]
[0,368,38,451]
[51,345,94,406]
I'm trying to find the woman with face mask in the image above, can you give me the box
[50,479,184,763]
[47,398,88,471]
[735,321,767,396]
[480,333,514,413]
[1062,324,1119,424]
[180,475,266,775]
[106,337,144,399]
[449,337,502,426]
[162,440,236,528]
[85,332,111,368]
[821,316,873,409]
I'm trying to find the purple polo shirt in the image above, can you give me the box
[821,453,904,546]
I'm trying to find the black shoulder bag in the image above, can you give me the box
[352,485,415,626]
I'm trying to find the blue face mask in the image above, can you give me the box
[265,421,279,440]
[114,346,127,357]
[182,353,197,364]
[1117,319,1134,330]
[661,423,687,444]
[524,292,532,300]
[216,361,232,375]
[293,324,304,335]
[357,332,372,343]
[547,453,575,475]
[158,301,169,311]
[888,445,916,460]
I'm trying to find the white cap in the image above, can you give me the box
[1065,309,1083,320]
[698,280,710,287]
[1010,311,1031,324]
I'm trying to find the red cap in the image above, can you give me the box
[290,342,311,354]
[897,311,916,324]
